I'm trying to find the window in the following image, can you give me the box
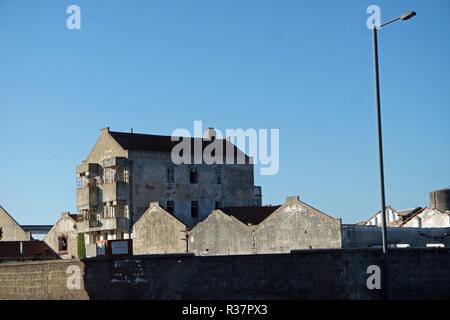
[191,201,198,218]
[167,166,175,184]
[213,166,222,184]
[166,200,175,214]
[76,175,86,188]
[103,203,115,218]
[104,168,116,184]
[58,235,68,252]
[190,168,199,184]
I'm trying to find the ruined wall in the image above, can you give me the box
[402,208,450,228]
[43,214,78,259]
[0,249,449,300]
[189,210,254,255]
[132,203,187,254]
[0,206,31,241]
[254,199,342,253]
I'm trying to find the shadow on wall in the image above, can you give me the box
[79,249,450,300]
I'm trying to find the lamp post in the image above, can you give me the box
[372,11,416,255]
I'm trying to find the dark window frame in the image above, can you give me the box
[191,201,199,218]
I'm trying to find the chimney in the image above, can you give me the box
[204,127,216,141]
[100,127,110,134]
[286,196,300,203]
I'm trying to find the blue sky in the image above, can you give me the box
[0,0,449,225]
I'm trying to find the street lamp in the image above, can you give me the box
[371,11,416,254]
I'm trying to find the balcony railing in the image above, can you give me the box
[77,217,129,233]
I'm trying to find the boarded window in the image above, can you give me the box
[167,166,175,183]
[190,168,199,184]
[191,201,198,218]
[213,166,222,184]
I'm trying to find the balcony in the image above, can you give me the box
[77,186,99,208]
[76,162,100,175]
[102,181,128,203]
[77,217,130,233]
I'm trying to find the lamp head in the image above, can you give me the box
[400,11,416,21]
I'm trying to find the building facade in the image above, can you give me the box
[0,206,31,241]
[43,212,81,259]
[76,127,259,248]
[136,196,343,256]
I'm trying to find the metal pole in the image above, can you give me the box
[372,26,389,254]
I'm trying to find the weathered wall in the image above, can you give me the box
[43,213,78,259]
[402,208,450,228]
[254,198,342,253]
[0,206,31,241]
[128,150,254,227]
[0,249,449,300]
[132,203,187,254]
[131,198,342,256]
[0,259,88,299]
[189,210,254,255]
[342,225,450,248]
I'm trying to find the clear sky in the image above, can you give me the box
[0,0,449,225]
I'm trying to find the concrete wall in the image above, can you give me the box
[0,206,31,241]
[189,210,254,255]
[1,249,449,300]
[43,213,78,259]
[254,197,342,253]
[342,225,450,248]
[132,203,187,254]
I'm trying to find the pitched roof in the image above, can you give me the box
[221,205,281,225]
[108,131,250,161]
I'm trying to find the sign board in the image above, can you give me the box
[111,240,129,255]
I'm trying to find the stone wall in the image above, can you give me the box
[1,249,449,300]
[132,203,187,255]
[254,198,342,253]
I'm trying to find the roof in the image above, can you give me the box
[108,131,250,161]
[221,205,281,225]
[68,214,83,222]
[398,207,429,226]
[397,207,423,217]
[0,241,59,260]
